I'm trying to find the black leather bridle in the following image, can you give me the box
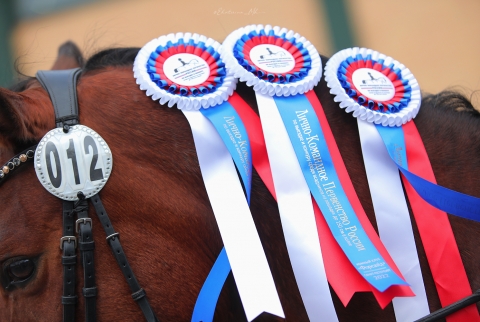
[0,69,159,322]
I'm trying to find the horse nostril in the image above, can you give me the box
[9,259,35,281]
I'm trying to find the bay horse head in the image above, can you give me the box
[1,40,480,322]
[0,42,222,321]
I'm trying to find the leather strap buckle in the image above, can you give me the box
[60,236,77,250]
[106,232,119,242]
[75,218,92,233]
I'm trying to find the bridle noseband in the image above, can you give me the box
[1,69,159,322]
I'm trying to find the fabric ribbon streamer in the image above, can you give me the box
[273,93,408,291]
[378,123,480,322]
[133,32,284,321]
[237,90,414,310]
[223,24,418,318]
[305,90,413,307]
[182,109,283,321]
[191,99,253,322]
[256,93,338,322]
[358,119,429,322]
[223,24,339,321]
[378,124,480,221]
[325,47,479,322]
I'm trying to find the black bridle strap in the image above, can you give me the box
[36,68,97,322]
[75,195,97,322]
[61,201,78,322]
[36,68,82,127]
[415,289,480,322]
[90,194,159,322]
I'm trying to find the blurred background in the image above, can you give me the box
[1,0,479,106]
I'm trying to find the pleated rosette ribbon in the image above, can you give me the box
[133,33,284,322]
[222,24,411,322]
[325,47,480,322]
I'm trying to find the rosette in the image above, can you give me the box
[222,24,322,96]
[134,33,284,322]
[133,32,236,110]
[223,25,339,322]
[324,47,421,126]
[223,26,418,322]
[325,47,480,321]
[326,48,429,321]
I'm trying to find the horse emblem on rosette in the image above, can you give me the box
[361,71,387,85]
[259,47,287,59]
[173,57,200,73]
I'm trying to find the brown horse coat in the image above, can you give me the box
[0,43,480,321]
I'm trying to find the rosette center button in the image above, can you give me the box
[352,68,395,101]
[249,44,295,74]
[163,53,210,86]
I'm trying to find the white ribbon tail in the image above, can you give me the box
[182,109,284,321]
[256,92,338,322]
[357,119,429,322]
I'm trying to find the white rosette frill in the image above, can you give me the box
[133,32,236,110]
[324,47,421,127]
[222,24,322,96]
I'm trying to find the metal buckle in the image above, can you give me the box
[75,218,92,233]
[106,232,119,242]
[60,236,77,250]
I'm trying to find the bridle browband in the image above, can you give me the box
[0,69,159,322]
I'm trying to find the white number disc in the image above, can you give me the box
[34,125,113,200]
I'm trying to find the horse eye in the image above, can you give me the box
[8,259,35,281]
[2,257,36,289]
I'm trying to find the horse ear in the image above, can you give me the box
[50,41,84,70]
[0,41,80,152]
[0,87,55,146]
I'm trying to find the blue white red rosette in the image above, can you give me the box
[325,48,429,319]
[326,48,480,322]
[222,24,322,96]
[324,48,421,126]
[135,33,285,321]
[133,32,236,110]
[223,25,342,321]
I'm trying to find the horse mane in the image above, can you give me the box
[424,90,480,115]
[419,90,480,145]
[83,47,140,73]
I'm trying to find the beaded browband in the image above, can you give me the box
[0,146,37,184]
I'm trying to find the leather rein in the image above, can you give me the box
[0,69,159,322]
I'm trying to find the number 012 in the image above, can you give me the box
[45,135,104,188]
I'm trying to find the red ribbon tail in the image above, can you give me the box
[403,121,479,322]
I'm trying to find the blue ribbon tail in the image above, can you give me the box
[191,248,231,322]
[376,125,480,222]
